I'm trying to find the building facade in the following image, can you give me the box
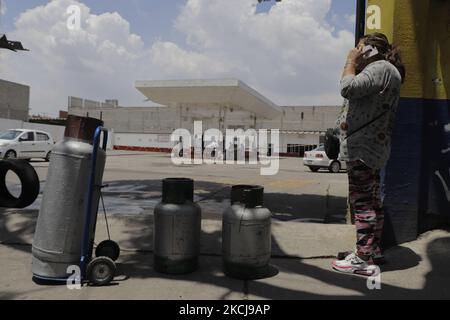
[68,79,341,157]
[0,79,30,121]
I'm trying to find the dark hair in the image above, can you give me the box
[361,32,406,83]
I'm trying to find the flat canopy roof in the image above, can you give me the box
[135,79,282,119]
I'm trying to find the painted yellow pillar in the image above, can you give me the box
[365,0,450,100]
[363,0,450,245]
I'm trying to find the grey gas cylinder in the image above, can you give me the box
[222,185,272,279]
[32,116,106,280]
[153,178,201,274]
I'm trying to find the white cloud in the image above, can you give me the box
[0,0,354,116]
[0,1,6,15]
[150,41,231,77]
[171,0,353,105]
[345,14,356,25]
[1,0,149,115]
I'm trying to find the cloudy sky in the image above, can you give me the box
[0,0,356,116]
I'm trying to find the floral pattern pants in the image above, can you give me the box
[347,160,384,258]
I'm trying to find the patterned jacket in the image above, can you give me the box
[336,60,402,169]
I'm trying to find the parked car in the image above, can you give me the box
[0,129,54,161]
[303,145,347,173]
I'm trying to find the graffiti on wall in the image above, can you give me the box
[435,122,450,203]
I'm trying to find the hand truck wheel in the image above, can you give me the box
[87,256,116,286]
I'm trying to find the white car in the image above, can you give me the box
[0,129,54,161]
[303,145,347,173]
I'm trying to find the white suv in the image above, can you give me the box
[0,129,54,161]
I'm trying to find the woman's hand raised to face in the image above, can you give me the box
[342,45,364,78]
[347,44,364,64]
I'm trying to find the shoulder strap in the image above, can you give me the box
[345,104,392,140]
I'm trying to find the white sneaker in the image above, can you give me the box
[332,252,377,276]
[337,250,386,265]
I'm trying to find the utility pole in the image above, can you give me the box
[355,0,367,46]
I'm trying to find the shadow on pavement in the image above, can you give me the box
[1,178,450,299]
[100,179,348,223]
[0,210,37,254]
[380,246,422,272]
[118,222,450,299]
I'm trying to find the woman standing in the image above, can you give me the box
[332,33,405,275]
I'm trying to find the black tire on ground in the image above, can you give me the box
[0,159,40,208]
[308,166,320,172]
[95,240,120,261]
[4,150,17,159]
[87,256,116,286]
[329,161,341,173]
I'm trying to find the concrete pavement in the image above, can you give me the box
[2,210,450,299]
[1,151,449,299]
